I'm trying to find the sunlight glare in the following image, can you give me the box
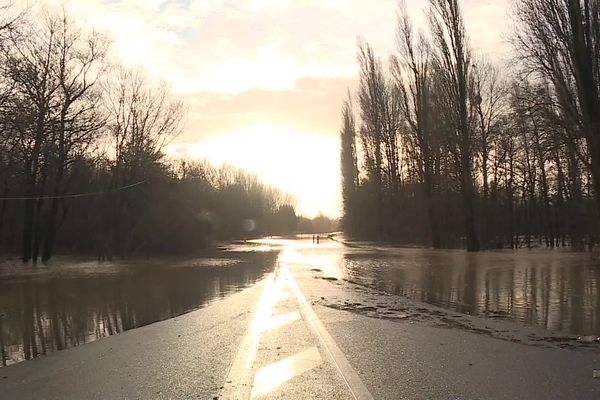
[250,346,322,398]
[170,124,341,218]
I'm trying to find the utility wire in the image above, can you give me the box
[0,180,147,201]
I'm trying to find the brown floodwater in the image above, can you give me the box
[0,249,277,367]
[247,237,600,337]
[340,245,600,336]
[3,237,600,367]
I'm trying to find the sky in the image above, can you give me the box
[46,0,512,218]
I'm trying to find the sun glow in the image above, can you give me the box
[42,0,510,222]
[169,124,341,218]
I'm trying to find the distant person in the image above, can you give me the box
[317,235,320,244]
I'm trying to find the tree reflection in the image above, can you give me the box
[343,248,600,335]
[0,252,276,366]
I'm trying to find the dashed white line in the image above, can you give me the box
[250,346,322,398]
[220,260,374,400]
[263,311,301,332]
[281,265,375,400]
[220,275,277,399]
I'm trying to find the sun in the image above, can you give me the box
[169,123,342,219]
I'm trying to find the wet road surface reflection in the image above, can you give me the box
[0,250,277,367]
[339,245,600,336]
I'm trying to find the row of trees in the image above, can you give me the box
[340,0,600,251]
[0,4,297,262]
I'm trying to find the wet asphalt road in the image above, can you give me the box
[2,238,600,399]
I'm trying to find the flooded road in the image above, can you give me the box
[339,244,600,337]
[231,237,600,338]
[4,237,600,400]
[3,236,600,368]
[0,250,277,367]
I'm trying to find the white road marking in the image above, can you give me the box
[281,265,375,400]
[221,256,374,400]
[263,311,301,332]
[220,275,278,399]
[250,346,322,398]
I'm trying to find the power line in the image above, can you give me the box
[0,180,147,201]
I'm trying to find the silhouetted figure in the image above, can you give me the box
[316,235,320,244]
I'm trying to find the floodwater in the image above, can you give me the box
[3,237,600,367]
[338,243,600,337]
[0,249,277,367]
[242,237,600,337]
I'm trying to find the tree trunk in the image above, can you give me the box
[375,140,384,239]
[22,110,46,262]
[42,120,67,263]
[460,161,479,252]
[424,161,440,248]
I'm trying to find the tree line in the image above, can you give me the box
[340,0,600,251]
[0,4,297,263]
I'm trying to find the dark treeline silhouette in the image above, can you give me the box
[297,214,338,234]
[340,0,600,251]
[0,4,296,262]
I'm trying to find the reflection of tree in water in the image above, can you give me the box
[0,252,276,366]
[0,318,6,366]
[342,248,600,336]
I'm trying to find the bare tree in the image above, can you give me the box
[1,9,109,262]
[357,40,386,239]
[2,12,62,262]
[513,0,600,226]
[40,11,109,261]
[470,58,508,247]
[392,1,441,247]
[102,67,185,257]
[0,2,295,261]
[0,1,27,41]
[340,93,359,234]
[338,0,599,249]
[428,0,480,251]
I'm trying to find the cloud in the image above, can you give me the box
[48,0,511,95]
[180,76,356,143]
[48,0,399,94]
[40,0,512,217]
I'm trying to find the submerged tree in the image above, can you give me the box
[513,0,600,228]
[339,93,359,235]
[392,1,440,247]
[357,40,387,239]
[1,10,108,262]
[428,0,479,251]
[339,0,598,250]
[470,59,508,247]
[101,67,185,257]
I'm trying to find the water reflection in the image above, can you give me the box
[0,251,277,367]
[341,247,600,336]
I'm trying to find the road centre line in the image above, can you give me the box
[220,274,277,399]
[281,264,375,400]
[220,258,374,400]
[263,311,301,332]
[250,346,322,398]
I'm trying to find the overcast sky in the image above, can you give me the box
[47,0,512,218]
